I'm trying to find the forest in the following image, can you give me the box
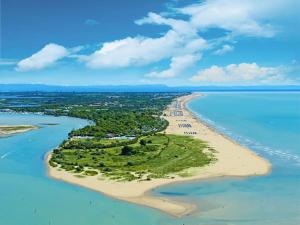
[0,92,214,180]
[0,92,183,137]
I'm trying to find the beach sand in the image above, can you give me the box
[0,125,37,137]
[47,93,271,217]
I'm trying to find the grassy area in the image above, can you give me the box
[1,93,213,181]
[50,134,215,181]
[62,137,135,149]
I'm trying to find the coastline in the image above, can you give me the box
[47,93,271,217]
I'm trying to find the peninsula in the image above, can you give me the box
[47,93,271,217]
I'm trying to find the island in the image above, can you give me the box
[0,125,37,137]
[0,92,271,217]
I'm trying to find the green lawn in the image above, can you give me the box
[50,134,216,181]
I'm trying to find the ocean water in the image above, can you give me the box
[155,92,300,225]
[0,92,299,225]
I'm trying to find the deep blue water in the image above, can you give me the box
[0,92,299,225]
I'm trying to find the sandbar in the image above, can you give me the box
[0,125,38,137]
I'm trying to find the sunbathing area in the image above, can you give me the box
[175,100,182,110]
[168,100,199,135]
[169,111,183,116]
[178,123,192,128]
[184,131,197,135]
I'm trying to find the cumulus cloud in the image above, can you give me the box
[83,33,206,69]
[82,0,296,76]
[82,12,207,70]
[191,63,292,84]
[16,43,69,72]
[213,44,234,55]
[14,0,298,83]
[146,54,201,78]
[178,0,291,37]
[135,12,197,35]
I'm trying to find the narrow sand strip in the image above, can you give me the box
[47,93,271,217]
[0,125,37,137]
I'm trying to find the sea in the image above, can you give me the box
[0,92,299,225]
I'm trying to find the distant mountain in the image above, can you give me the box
[0,84,171,92]
[0,84,299,92]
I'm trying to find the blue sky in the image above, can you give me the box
[1,0,299,86]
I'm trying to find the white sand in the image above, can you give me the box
[47,93,271,217]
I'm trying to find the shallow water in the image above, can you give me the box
[154,92,300,225]
[0,92,299,225]
[0,113,166,225]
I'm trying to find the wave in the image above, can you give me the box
[191,110,300,167]
[0,151,12,159]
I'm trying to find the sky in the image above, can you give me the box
[0,0,300,86]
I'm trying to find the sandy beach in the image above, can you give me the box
[47,93,271,217]
[0,125,38,137]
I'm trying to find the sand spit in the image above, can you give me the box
[47,93,271,217]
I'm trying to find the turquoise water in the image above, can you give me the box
[1,93,299,225]
[0,113,166,225]
[155,92,300,225]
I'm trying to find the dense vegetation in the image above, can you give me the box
[0,92,215,180]
[0,92,180,137]
[50,134,215,181]
[69,110,167,138]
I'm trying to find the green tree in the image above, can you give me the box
[120,146,134,156]
[139,139,147,146]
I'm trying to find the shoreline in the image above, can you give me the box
[184,93,271,170]
[0,125,38,137]
[47,93,271,217]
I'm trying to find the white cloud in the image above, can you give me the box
[82,15,207,69]
[16,43,69,72]
[82,0,295,74]
[83,33,178,68]
[69,45,86,54]
[178,0,294,37]
[14,0,298,82]
[213,44,234,56]
[191,63,292,84]
[135,12,197,35]
[146,54,200,78]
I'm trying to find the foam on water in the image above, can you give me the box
[196,110,300,166]
[169,92,300,225]
[0,151,12,159]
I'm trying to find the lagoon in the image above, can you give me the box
[0,92,299,225]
